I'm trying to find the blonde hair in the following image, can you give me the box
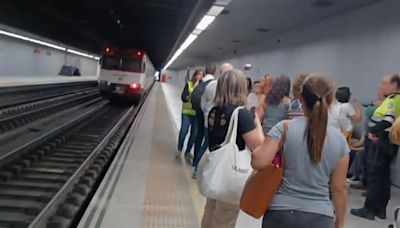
[302,75,334,163]
[214,69,248,107]
[292,74,308,98]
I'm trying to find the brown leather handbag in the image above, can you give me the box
[239,121,288,219]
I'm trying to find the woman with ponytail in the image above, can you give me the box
[252,75,350,228]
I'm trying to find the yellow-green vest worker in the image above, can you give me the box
[369,93,400,134]
[182,81,196,116]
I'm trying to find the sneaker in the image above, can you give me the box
[192,172,197,179]
[351,207,375,220]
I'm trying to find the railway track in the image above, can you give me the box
[0,81,98,110]
[0,83,152,228]
[0,89,100,133]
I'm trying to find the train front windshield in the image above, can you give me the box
[101,56,143,72]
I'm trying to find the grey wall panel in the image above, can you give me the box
[210,0,400,104]
[0,35,98,77]
[197,0,400,186]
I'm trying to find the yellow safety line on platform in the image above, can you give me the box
[161,84,204,225]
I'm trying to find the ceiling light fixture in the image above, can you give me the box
[0,29,100,60]
[180,34,198,50]
[192,29,202,35]
[0,30,30,41]
[29,38,66,51]
[0,30,66,51]
[163,4,227,70]
[196,15,216,31]
[208,5,225,16]
[67,49,94,59]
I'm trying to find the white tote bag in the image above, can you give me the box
[196,107,253,205]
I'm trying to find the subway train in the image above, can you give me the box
[98,46,155,103]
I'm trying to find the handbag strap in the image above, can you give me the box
[223,107,243,145]
[277,120,289,156]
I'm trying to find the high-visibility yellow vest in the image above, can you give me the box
[369,93,400,133]
[182,81,196,116]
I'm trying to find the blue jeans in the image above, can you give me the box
[194,127,209,171]
[194,112,205,166]
[262,210,334,228]
[177,114,197,153]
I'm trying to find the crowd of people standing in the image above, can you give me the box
[175,63,400,228]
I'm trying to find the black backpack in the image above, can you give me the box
[191,80,213,112]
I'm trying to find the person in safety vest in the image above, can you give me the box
[351,74,400,220]
[176,69,204,163]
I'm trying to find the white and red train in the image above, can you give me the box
[98,46,155,103]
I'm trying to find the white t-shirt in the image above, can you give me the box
[339,102,356,132]
[329,102,344,131]
[328,102,355,132]
[200,75,216,128]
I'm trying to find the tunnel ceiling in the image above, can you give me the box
[0,0,215,69]
[170,0,381,69]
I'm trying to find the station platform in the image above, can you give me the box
[0,75,98,87]
[79,82,400,228]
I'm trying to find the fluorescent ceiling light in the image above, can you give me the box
[29,38,66,51]
[215,0,232,6]
[196,15,216,31]
[174,48,184,57]
[0,29,66,51]
[67,49,94,58]
[208,5,225,16]
[163,4,225,70]
[0,29,100,59]
[192,29,202,35]
[180,34,198,50]
[0,30,30,41]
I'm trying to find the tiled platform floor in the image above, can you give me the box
[79,82,400,228]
